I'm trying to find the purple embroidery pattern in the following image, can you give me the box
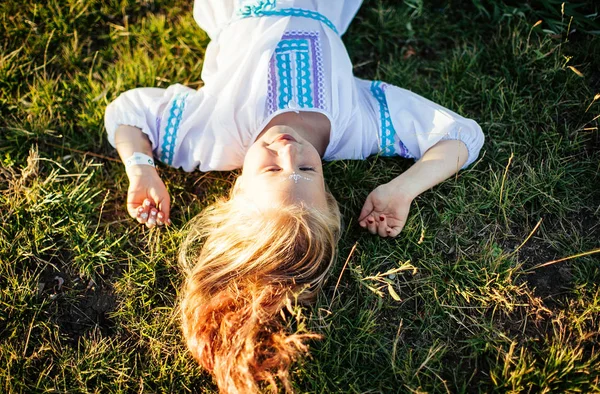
[266,31,325,116]
[155,116,162,137]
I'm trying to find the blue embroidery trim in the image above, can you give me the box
[241,8,339,35]
[160,93,188,165]
[370,81,411,157]
[238,0,276,17]
[276,52,293,108]
[296,51,313,107]
[276,39,309,53]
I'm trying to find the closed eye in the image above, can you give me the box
[299,167,316,171]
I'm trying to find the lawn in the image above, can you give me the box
[1,0,599,392]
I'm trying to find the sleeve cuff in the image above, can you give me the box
[440,119,485,169]
[104,96,159,151]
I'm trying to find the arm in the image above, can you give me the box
[359,139,468,237]
[115,125,171,228]
[106,84,198,227]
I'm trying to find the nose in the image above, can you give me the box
[277,143,297,170]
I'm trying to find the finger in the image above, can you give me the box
[127,203,141,219]
[386,216,407,237]
[147,208,158,228]
[386,226,403,238]
[126,190,145,218]
[158,196,171,224]
[149,188,170,225]
[143,198,154,209]
[135,206,145,223]
[358,195,375,222]
[138,205,150,223]
[377,215,389,237]
[140,198,155,224]
[156,212,164,226]
[127,197,150,219]
[138,211,149,223]
[366,215,378,235]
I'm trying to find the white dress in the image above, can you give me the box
[105,0,484,172]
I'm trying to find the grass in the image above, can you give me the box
[1,0,599,392]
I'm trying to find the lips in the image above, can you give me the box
[273,134,297,143]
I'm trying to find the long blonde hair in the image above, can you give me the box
[179,186,341,393]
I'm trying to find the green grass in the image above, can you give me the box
[1,0,599,392]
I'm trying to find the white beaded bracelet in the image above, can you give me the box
[124,152,155,169]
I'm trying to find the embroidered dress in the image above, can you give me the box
[105,0,484,172]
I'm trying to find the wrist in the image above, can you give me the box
[387,176,419,201]
[124,152,156,177]
[126,164,158,178]
[124,152,154,167]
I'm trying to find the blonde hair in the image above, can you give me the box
[179,186,341,393]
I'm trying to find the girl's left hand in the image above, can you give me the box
[358,183,413,238]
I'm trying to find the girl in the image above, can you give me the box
[105,0,484,392]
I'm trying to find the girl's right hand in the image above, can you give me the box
[126,166,171,228]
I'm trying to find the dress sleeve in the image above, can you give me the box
[366,80,485,169]
[104,84,198,163]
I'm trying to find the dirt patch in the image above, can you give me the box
[517,237,566,300]
[496,209,600,340]
[510,209,600,302]
[38,271,116,344]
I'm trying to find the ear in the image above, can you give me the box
[231,175,244,197]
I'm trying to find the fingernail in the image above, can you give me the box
[167,219,172,225]
[367,217,374,223]
[148,218,156,225]
[379,215,385,221]
[140,212,148,220]
[144,200,151,206]
[157,212,163,219]
[138,207,144,213]
[151,210,157,216]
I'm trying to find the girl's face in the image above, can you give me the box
[239,125,328,210]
